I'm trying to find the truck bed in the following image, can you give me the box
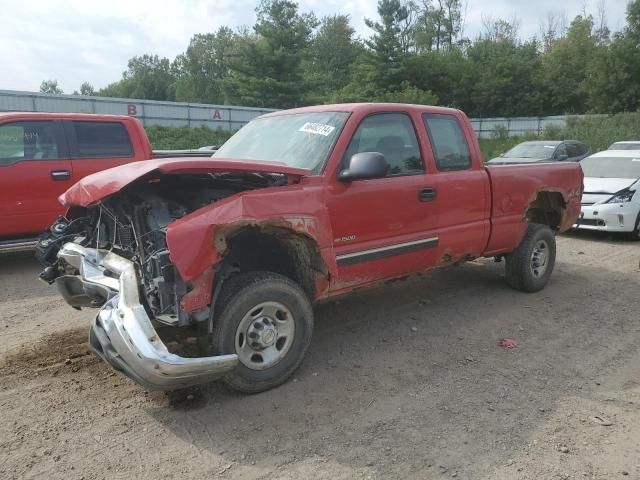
[484,162,583,255]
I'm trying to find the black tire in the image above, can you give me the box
[504,223,556,293]
[207,271,313,393]
[630,213,640,241]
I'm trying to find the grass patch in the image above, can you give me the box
[143,111,640,161]
[478,112,640,161]
[145,125,234,150]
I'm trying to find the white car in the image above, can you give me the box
[576,150,640,239]
[608,141,640,150]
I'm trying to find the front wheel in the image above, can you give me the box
[504,223,556,293]
[630,212,640,241]
[207,271,314,393]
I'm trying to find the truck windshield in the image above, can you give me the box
[581,156,640,179]
[214,112,349,171]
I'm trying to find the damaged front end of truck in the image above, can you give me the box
[36,158,323,390]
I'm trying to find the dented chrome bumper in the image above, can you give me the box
[55,243,238,390]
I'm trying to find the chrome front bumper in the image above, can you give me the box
[56,243,238,390]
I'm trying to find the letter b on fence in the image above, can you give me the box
[127,104,137,116]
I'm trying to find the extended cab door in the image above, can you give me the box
[63,120,137,180]
[420,113,490,260]
[0,120,73,238]
[325,112,440,291]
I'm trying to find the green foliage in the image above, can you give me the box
[363,0,411,90]
[303,15,363,103]
[464,38,546,117]
[145,125,233,150]
[490,124,509,140]
[99,54,177,100]
[541,123,564,139]
[542,15,599,114]
[40,80,63,94]
[79,82,95,96]
[330,80,437,105]
[224,0,318,108]
[586,1,640,113]
[561,112,640,151]
[478,137,521,161]
[82,0,640,118]
[479,111,640,161]
[174,28,238,104]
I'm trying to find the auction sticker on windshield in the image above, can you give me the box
[299,122,335,136]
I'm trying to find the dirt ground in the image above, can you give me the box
[1,230,639,480]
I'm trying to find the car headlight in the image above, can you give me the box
[606,189,635,203]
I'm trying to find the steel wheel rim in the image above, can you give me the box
[235,301,295,370]
[530,239,549,278]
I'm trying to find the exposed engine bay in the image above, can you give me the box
[37,172,287,326]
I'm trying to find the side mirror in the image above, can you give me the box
[339,152,389,181]
[556,154,568,161]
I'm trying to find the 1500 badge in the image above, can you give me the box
[334,235,356,243]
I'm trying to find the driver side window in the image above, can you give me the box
[0,121,60,166]
[342,113,423,177]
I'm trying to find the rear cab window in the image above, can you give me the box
[422,114,471,171]
[0,121,61,165]
[342,113,424,177]
[71,121,133,158]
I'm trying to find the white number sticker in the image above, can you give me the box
[299,122,335,136]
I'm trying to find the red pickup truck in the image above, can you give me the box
[0,112,212,250]
[0,113,154,249]
[37,103,583,393]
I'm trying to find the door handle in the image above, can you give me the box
[418,188,437,202]
[50,170,71,181]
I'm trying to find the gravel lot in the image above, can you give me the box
[1,231,639,480]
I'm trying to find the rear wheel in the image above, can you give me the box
[505,223,556,293]
[207,271,313,393]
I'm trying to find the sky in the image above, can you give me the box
[0,0,629,94]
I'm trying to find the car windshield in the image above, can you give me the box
[503,142,557,159]
[214,112,349,171]
[581,156,640,179]
[609,142,640,150]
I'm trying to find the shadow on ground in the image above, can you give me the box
[146,258,639,478]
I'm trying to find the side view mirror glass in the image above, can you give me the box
[556,154,568,161]
[339,152,389,181]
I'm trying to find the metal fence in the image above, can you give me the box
[468,115,607,139]
[0,89,275,131]
[1,89,595,138]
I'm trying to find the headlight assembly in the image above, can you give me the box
[606,189,635,203]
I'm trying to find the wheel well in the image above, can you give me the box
[219,226,327,300]
[526,191,566,230]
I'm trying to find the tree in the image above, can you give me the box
[40,80,63,94]
[79,82,95,95]
[304,15,363,102]
[586,0,640,112]
[404,48,468,108]
[99,54,177,100]
[542,15,598,113]
[414,0,463,52]
[441,0,463,48]
[174,27,238,104]
[225,0,317,108]
[364,0,411,90]
[463,38,546,117]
